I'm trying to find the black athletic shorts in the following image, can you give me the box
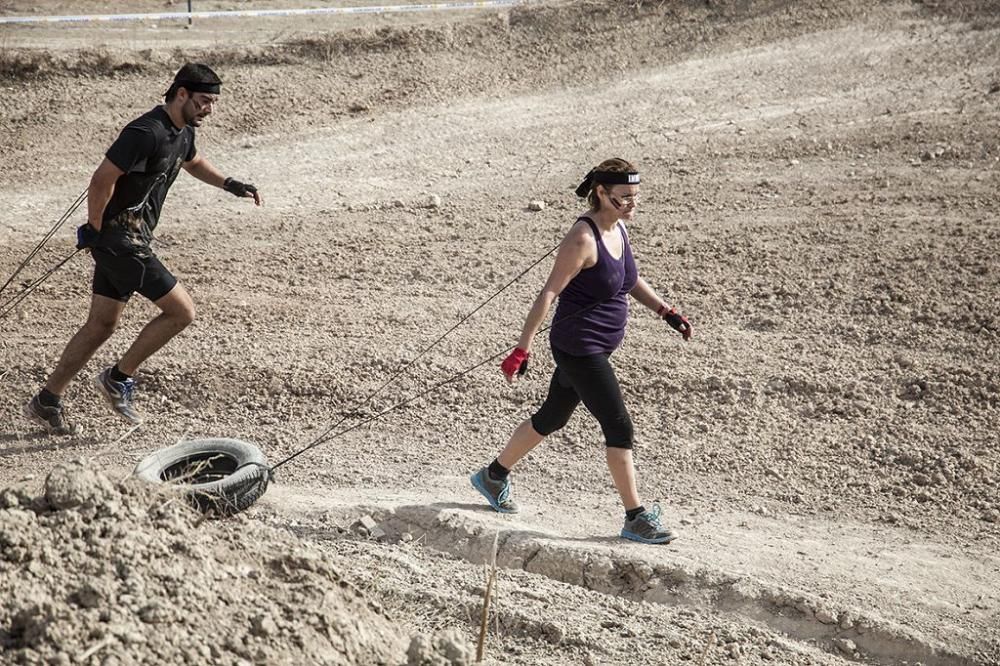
[530,345,634,449]
[91,248,177,303]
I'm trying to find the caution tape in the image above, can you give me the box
[0,0,522,25]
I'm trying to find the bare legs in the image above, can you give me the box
[45,295,126,395]
[495,418,642,511]
[117,284,195,375]
[606,447,641,511]
[43,284,194,395]
[496,418,545,469]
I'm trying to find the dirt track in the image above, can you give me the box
[1,1,999,664]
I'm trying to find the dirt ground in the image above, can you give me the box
[1,0,999,664]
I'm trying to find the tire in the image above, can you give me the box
[133,438,270,516]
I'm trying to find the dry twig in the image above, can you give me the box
[476,532,500,663]
[697,631,717,666]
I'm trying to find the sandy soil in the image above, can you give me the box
[1,0,999,664]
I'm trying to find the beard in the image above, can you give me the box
[183,101,209,127]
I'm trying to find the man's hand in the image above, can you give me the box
[223,177,262,206]
[76,223,100,250]
[500,348,530,383]
[658,304,692,341]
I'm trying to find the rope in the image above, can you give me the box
[271,243,559,472]
[270,295,606,472]
[0,187,87,300]
[0,249,84,321]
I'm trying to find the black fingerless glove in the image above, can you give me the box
[76,223,100,250]
[657,304,692,341]
[223,177,258,198]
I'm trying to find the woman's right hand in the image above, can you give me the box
[500,348,530,382]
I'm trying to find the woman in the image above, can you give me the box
[470,158,691,544]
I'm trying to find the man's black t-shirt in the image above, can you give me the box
[99,106,196,255]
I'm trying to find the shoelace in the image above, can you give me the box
[639,504,663,527]
[120,379,137,402]
[496,479,511,503]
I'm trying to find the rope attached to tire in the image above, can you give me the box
[270,243,560,473]
[6,191,605,516]
[0,188,88,322]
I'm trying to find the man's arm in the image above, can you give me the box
[183,156,262,206]
[87,158,125,231]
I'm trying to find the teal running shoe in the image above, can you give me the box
[621,504,676,544]
[470,466,519,514]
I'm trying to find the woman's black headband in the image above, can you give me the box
[574,169,641,198]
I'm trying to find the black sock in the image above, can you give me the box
[109,364,131,382]
[487,459,510,481]
[626,506,646,521]
[38,388,61,407]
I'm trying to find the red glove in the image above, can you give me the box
[500,348,530,381]
[657,304,692,341]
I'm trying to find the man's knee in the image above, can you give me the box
[173,304,195,328]
[83,316,118,340]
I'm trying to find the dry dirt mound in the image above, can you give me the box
[0,463,413,665]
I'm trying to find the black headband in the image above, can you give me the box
[574,169,641,198]
[173,80,221,95]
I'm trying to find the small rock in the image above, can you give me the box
[834,638,857,655]
[815,608,837,624]
[138,603,171,625]
[981,509,1000,523]
[527,200,546,211]
[400,532,413,543]
[355,515,377,532]
[250,613,278,637]
[424,194,442,209]
[540,621,565,644]
[72,583,105,609]
[44,464,116,510]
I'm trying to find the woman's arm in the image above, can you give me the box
[629,276,668,313]
[515,222,595,353]
[631,276,692,340]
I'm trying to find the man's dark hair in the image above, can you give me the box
[164,63,222,101]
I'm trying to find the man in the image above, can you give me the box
[23,63,262,434]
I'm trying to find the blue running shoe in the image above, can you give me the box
[95,367,143,425]
[621,504,677,544]
[470,466,519,514]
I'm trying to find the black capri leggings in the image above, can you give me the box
[530,346,634,449]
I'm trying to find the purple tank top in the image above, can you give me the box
[550,217,638,356]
